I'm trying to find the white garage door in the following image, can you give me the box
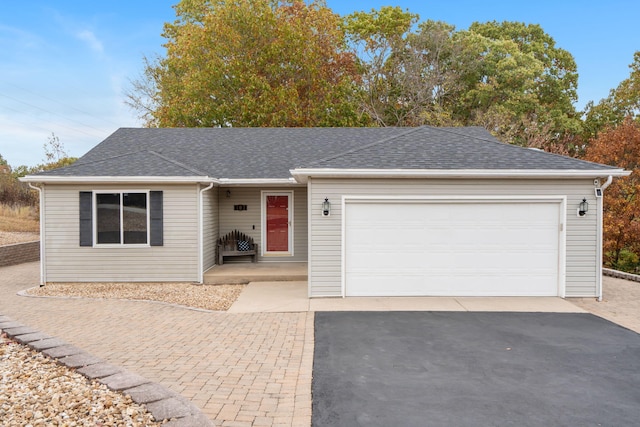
[344,199,562,297]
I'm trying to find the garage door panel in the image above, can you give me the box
[422,229,454,245]
[347,273,428,297]
[403,279,547,297]
[347,251,426,270]
[348,273,557,297]
[349,226,428,244]
[345,200,561,297]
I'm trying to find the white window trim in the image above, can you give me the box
[93,190,151,247]
[261,190,294,256]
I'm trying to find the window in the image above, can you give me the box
[80,190,162,247]
[96,192,148,245]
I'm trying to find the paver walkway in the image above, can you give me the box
[571,276,640,333]
[2,262,638,426]
[0,262,313,426]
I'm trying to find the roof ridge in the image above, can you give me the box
[38,149,210,177]
[48,149,150,170]
[148,150,209,176]
[302,126,425,167]
[421,125,501,144]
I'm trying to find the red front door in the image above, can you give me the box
[266,195,289,252]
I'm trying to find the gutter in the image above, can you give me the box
[217,178,300,186]
[28,183,45,287]
[290,168,630,183]
[198,182,215,284]
[20,175,302,187]
[20,175,214,184]
[596,175,614,301]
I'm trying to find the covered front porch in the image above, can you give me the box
[203,262,308,284]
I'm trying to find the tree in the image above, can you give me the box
[0,154,10,204]
[344,13,472,127]
[127,0,365,127]
[583,51,640,140]
[456,21,582,149]
[43,133,68,163]
[0,155,34,207]
[126,56,163,127]
[584,118,640,269]
[344,14,582,146]
[400,20,479,127]
[1,135,77,207]
[343,6,419,126]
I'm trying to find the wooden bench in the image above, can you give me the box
[217,230,258,265]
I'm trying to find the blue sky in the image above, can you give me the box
[1,0,638,167]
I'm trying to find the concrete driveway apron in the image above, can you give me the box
[0,262,314,426]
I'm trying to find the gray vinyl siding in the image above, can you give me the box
[308,178,600,298]
[218,186,308,262]
[202,186,218,271]
[43,184,200,282]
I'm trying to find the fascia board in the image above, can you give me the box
[19,175,216,184]
[290,168,631,181]
[21,175,303,186]
[216,178,301,186]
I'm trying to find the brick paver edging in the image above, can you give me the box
[0,314,213,427]
[0,241,40,267]
[603,268,640,283]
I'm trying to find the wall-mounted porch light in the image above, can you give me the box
[578,198,589,217]
[322,197,331,216]
[226,189,231,198]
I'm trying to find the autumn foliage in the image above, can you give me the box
[122,1,640,271]
[585,118,640,269]
[146,0,364,127]
[128,1,584,147]
[0,135,77,208]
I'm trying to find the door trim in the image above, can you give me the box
[341,195,567,298]
[261,191,294,256]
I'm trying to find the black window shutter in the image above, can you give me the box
[150,191,163,246]
[79,192,93,246]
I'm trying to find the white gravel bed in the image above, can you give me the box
[0,333,160,426]
[27,282,246,311]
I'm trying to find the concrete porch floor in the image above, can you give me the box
[203,262,308,284]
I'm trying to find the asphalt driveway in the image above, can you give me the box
[313,312,640,427]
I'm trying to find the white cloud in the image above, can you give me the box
[76,29,104,54]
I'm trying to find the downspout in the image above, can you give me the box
[198,182,215,284]
[596,176,613,301]
[307,177,312,298]
[28,183,45,287]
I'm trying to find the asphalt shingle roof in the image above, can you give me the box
[43,150,208,177]
[306,126,614,171]
[37,126,618,179]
